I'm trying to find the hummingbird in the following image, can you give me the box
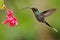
[23,7,58,32]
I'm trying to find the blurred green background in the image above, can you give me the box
[0,0,60,40]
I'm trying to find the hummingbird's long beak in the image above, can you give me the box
[22,7,32,9]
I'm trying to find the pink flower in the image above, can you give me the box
[2,17,18,28]
[2,9,18,28]
[9,17,18,27]
[6,9,13,18]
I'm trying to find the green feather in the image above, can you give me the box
[35,11,40,15]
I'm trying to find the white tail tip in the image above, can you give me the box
[53,28,58,32]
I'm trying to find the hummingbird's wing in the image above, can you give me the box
[41,8,56,17]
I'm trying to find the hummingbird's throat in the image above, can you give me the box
[35,11,40,15]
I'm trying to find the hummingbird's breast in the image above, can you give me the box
[35,14,44,22]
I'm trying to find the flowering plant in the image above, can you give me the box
[2,9,18,28]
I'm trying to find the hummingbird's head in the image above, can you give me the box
[31,8,38,13]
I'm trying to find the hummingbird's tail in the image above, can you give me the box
[44,21,58,32]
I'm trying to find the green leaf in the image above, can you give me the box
[0,0,4,10]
